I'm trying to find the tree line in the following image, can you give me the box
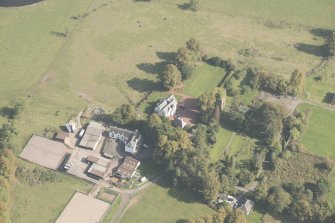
[0,100,24,223]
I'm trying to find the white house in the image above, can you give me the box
[154,95,177,118]
[109,127,141,154]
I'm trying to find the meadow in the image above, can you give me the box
[1,0,335,222]
[298,103,335,159]
[11,170,92,223]
[120,179,214,223]
[181,64,226,97]
[209,127,233,162]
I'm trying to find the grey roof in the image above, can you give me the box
[173,117,187,129]
[109,126,134,140]
[55,131,69,141]
[87,155,99,163]
[79,122,104,149]
[239,199,254,214]
[88,163,107,178]
[102,138,119,157]
[155,95,177,114]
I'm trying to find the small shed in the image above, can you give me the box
[86,155,99,164]
[54,131,69,142]
[87,163,107,179]
[173,117,187,129]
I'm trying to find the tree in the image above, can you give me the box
[0,122,18,150]
[161,64,181,89]
[186,38,202,60]
[326,31,335,57]
[197,87,226,123]
[201,170,220,201]
[289,69,304,96]
[289,198,313,222]
[188,0,200,11]
[226,209,247,223]
[245,101,286,146]
[176,47,197,70]
[109,104,135,126]
[267,186,292,214]
[10,100,25,119]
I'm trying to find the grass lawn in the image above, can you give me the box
[248,210,264,223]
[11,171,92,223]
[304,60,335,103]
[297,103,335,159]
[120,179,214,223]
[1,0,335,222]
[209,127,234,162]
[181,64,226,98]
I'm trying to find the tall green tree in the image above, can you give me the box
[186,38,202,60]
[267,186,292,214]
[326,32,335,57]
[109,104,136,126]
[161,64,182,89]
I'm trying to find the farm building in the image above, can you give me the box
[115,156,140,179]
[102,138,119,158]
[108,126,141,154]
[54,131,69,142]
[79,121,104,150]
[173,117,187,129]
[87,163,107,179]
[155,95,177,118]
[234,198,254,215]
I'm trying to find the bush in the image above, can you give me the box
[15,167,61,185]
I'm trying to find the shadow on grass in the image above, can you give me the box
[127,78,158,93]
[294,27,333,57]
[177,3,190,11]
[0,107,14,119]
[136,61,170,75]
[0,0,43,7]
[153,178,205,204]
[294,43,328,57]
[310,28,333,39]
[156,51,177,62]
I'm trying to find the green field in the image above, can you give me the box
[181,64,226,97]
[298,103,335,159]
[209,127,234,162]
[1,0,335,222]
[120,179,214,223]
[1,0,332,150]
[11,173,92,223]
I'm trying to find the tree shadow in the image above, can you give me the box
[177,3,190,10]
[127,78,158,93]
[136,61,170,75]
[294,43,328,57]
[156,51,176,62]
[154,178,205,204]
[323,92,335,104]
[0,107,14,119]
[0,0,43,7]
[310,28,333,39]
